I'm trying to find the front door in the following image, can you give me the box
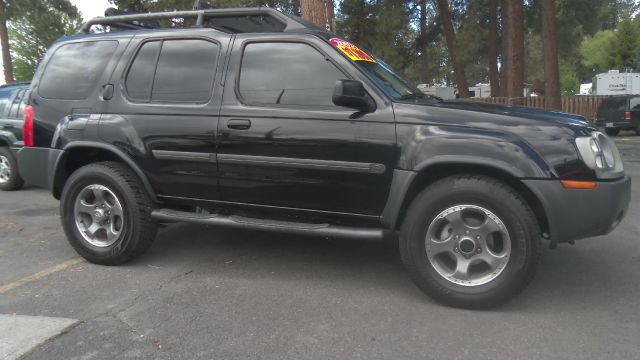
[217,35,396,216]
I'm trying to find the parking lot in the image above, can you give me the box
[0,136,638,360]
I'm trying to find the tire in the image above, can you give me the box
[0,147,24,191]
[60,161,157,265]
[605,128,620,136]
[399,174,542,309]
[634,127,640,136]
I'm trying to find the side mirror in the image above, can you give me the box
[332,80,376,113]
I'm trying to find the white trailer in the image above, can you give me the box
[592,70,640,95]
[416,85,456,100]
[468,83,491,98]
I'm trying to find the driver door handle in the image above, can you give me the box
[227,119,251,130]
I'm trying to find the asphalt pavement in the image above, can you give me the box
[0,136,639,360]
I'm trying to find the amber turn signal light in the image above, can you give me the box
[561,180,597,189]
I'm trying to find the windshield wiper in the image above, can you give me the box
[399,92,442,102]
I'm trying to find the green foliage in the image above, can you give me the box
[8,0,82,81]
[559,61,580,95]
[611,17,639,69]
[580,30,616,72]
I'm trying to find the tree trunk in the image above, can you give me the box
[542,0,561,109]
[435,0,469,98]
[506,0,525,104]
[418,0,428,84]
[0,0,13,84]
[499,0,509,97]
[300,0,335,31]
[488,0,500,97]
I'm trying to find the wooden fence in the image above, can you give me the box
[465,96,609,123]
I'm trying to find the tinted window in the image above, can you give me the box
[126,41,161,100]
[17,91,27,119]
[152,40,218,102]
[8,90,25,118]
[239,42,345,106]
[39,41,118,100]
[126,39,218,102]
[0,89,12,115]
[630,97,640,110]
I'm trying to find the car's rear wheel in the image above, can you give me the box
[605,128,620,136]
[400,174,542,309]
[60,161,157,265]
[0,147,24,191]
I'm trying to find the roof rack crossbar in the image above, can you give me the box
[79,7,305,34]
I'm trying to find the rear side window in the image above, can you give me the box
[39,41,118,100]
[0,89,12,114]
[125,39,219,103]
[630,97,640,110]
[239,42,345,107]
[7,89,26,118]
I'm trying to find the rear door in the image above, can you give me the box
[101,29,231,201]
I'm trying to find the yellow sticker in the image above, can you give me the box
[330,38,376,63]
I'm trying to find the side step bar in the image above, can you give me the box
[151,209,385,240]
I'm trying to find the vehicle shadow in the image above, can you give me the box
[130,222,636,312]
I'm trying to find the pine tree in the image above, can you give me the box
[542,0,561,109]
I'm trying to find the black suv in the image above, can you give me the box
[596,95,640,136]
[18,8,630,309]
[0,82,29,190]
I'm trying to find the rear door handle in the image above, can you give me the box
[2,124,14,129]
[227,119,251,130]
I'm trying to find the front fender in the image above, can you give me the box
[396,124,553,178]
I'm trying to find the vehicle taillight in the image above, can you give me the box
[625,111,632,120]
[23,105,34,147]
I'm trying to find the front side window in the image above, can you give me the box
[239,42,345,107]
[39,41,118,100]
[125,39,219,103]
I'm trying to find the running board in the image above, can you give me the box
[151,209,385,240]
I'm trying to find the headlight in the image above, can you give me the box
[575,131,624,178]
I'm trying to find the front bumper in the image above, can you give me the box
[17,147,63,190]
[523,177,631,244]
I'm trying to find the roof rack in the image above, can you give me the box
[79,7,307,34]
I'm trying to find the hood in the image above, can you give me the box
[437,100,590,127]
[392,100,597,180]
[393,99,593,138]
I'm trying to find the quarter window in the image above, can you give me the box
[7,89,25,118]
[239,42,345,106]
[39,41,118,100]
[125,39,219,102]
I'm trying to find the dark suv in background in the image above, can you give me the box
[17,8,630,309]
[596,95,640,136]
[0,82,29,190]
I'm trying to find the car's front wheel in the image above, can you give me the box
[60,162,157,265]
[0,147,24,191]
[400,174,542,309]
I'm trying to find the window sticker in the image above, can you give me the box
[329,38,376,63]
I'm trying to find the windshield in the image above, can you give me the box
[355,58,417,99]
[327,37,424,100]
